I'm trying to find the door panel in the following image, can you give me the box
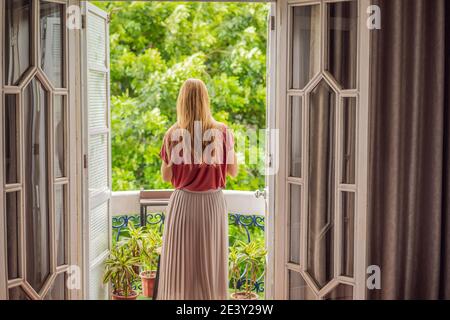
[290,5,321,90]
[5,94,20,184]
[5,192,20,280]
[82,1,111,300]
[325,1,358,90]
[4,0,32,86]
[306,80,336,290]
[1,0,73,300]
[23,78,51,293]
[288,184,301,264]
[40,1,65,88]
[275,0,370,300]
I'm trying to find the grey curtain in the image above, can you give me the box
[368,0,450,299]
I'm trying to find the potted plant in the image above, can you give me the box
[103,245,140,300]
[229,240,267,300]
[139,227,162,298]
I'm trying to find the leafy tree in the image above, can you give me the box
[94,1,269,191]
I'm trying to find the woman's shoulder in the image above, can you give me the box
[212,121,230,132]
[164,123,179,137]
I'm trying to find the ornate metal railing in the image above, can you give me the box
[111,190,266,295]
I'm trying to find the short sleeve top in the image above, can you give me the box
[160,125,235,191]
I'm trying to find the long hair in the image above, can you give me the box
[165,79,223,165]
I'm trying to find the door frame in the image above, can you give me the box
[68,0,83,301]
[273,0,371,299]
[265,1,278,300]
[77,0,279,300]
[0,0,6,300]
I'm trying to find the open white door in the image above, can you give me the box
[273,0,370,300]
[81,1,111,300]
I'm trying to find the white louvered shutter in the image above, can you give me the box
[83,2,111,300]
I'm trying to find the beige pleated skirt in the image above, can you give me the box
[156,189,228,300]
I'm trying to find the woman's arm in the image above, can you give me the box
[160,132,173,182]
[161,161,173,182]
[227,153,238,178]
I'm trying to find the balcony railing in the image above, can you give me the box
[111,190,266,294]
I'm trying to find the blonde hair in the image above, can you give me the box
[176,78,215,134]
[166,79,223,165]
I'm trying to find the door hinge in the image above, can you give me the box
[84,154,88,169]
[270,16,275,31]
[82,14,86,29]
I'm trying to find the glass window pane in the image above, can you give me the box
[289,184,301,264]
[323,283,353,300]
[54,96,66,178]
[341,192,355,277]
[5,0,32,85]
[55,184,66,266]
[291,5,320,89]
[44,272,66,300]
[5,94,19,184]
[326,1,358,89]
[341,98,357,184]
[6,192,20,280]
[40,1,65,88]
[290,96,302,178]
[307,81,336,288]
[9,286,31,300]
[24,79,51,292]
[289,271,316,300]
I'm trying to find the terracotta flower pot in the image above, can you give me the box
[140,271,157,298]
[230,292,259,300]
[111,290,138,300]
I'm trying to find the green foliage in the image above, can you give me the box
[229,239,267,297]
[103,245,140,297]
[140,227,163,272]
[112,215,265,293]
[93,1,269,191]
[109,221,162,294]
[118,221,146,259]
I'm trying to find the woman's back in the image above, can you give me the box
[160,122,234,191]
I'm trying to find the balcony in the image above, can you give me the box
[111,190,266,296]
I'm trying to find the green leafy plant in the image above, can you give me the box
[140,226,163,272]
[229,240,267,298]
[121,221,146,261]
[229,245,244,295]
[103,245,140,297]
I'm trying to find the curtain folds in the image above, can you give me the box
[368,0,450,299]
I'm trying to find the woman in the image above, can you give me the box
[157,79,238,300]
